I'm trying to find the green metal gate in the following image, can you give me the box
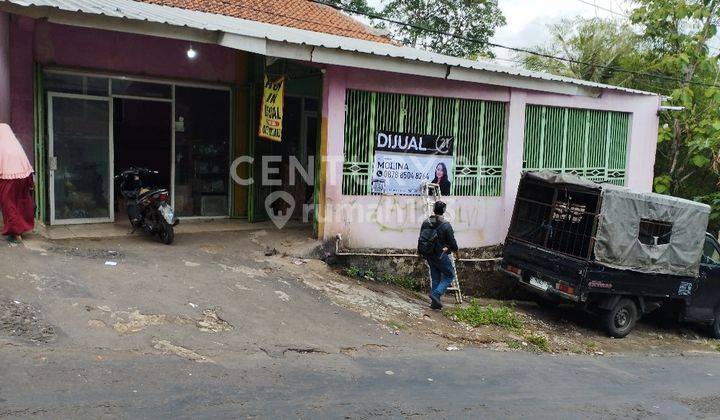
[523,105,630,185]
[342,90,507,196]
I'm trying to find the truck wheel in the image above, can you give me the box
[603,298,638,338]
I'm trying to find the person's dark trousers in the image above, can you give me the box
[428,253,456,301]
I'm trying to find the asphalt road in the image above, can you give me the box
[1,231,720,419]
[2,346,720,419]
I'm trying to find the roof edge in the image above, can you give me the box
[0,0,660,98]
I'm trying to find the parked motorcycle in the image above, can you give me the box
[115,167,178,245]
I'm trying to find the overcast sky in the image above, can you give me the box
[362,0,718,64]
[366,0,635,61]
[491,0,634,61]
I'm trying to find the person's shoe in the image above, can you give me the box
[429,294,443,310]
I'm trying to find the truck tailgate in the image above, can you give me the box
[502,240,589,300]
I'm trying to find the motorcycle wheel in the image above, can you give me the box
[159,219,175,245]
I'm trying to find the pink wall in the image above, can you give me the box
[321,65,660,249]
[8,16,239,162]
[9,15,33,152]
[0,12,9,123]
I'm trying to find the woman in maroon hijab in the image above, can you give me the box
[0,123,35,243]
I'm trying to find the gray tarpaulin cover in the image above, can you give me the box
[594,186,710,277]
[525,170,601,190]
[523,171,711,277]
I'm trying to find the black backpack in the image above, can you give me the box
[418,220,442,257]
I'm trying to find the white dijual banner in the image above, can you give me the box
[371,130,454,196]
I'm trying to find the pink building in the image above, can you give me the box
[0,0,661,249]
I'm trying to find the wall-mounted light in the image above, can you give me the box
[187,45,198,60]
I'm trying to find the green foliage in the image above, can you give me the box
[381,272,423,291]
[519,1,720,230]
[323,0,506,59]
[382,0,505,58]
[518,17,643,85]
[507,340,522,350]
[343,264,421,291]
[631,0,720,231]
[696,192,720,225]
[320,0,377,16]
[525,334,551,352]
[446,299,523,329]
[387,321,406,330]
[345,265,361,278]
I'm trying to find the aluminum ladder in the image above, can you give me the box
[422,182,463,304]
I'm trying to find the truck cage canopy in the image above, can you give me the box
[509,171,711,277]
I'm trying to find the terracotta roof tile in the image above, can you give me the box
[135,0,390,43]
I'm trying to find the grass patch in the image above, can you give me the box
[387,321,405,330]
[343,265,421,292]
[446,299,523,329]
[716,344,720,352]
[525,334,551,352]
[381,272,422,291]
[586,342,598,352]
[507,340,522,350]
[345,265,361,278]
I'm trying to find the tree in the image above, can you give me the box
[320,0,378,17]
[629,0,720,208]
[517,17,643,85]
[321,0,506,59]
[517,2,720,230]
[381,0,506,58]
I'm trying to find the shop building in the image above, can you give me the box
[0,0,661,249]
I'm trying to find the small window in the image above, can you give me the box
[44,72,109,96]
[638,218,672,245]
[112,79,171,99]
[702,237,720,265]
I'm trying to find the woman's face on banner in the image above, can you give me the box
[436,164,445,179]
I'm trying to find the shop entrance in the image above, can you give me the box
[43,70,232,225]
[113,98,172,220]
[249,60,322,229]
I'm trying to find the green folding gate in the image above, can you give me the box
[33,63,47,223]
[523,105,630,185]
[342,90,507,196]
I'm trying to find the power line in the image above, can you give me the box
[574,0,720,53]
[313,0,720,89]
[574,0,630,18]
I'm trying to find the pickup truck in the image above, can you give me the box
[499,171,720,338]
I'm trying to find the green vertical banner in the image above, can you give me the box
[32,63,46,223]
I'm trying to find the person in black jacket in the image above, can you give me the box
[418,201,459,309]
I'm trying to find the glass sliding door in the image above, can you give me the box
[48,94,112,224]
[174,86,231,217]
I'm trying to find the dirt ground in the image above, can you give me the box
[363,281,720,356]
[1,227,718,361]
[316,266,720,356]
